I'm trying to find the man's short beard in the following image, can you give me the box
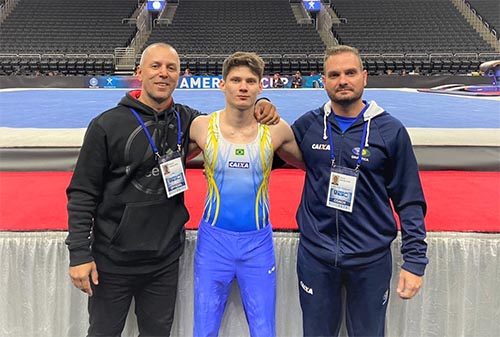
[328,91,362,106]
[332,96,357,106]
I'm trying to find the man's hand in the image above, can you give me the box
[69,261,99,296]
[397,269,423,299]
[255,99,280,125]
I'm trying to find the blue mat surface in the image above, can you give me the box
[1,88,499,129]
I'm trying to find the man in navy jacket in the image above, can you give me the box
[292,45,428,337]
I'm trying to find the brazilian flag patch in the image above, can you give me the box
[235,148,245,156]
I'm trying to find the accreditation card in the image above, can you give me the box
[326,166,358,213]
[159,153,188,198]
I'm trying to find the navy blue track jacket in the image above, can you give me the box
[292,100,428,276]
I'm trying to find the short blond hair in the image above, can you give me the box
[222,52,265,80]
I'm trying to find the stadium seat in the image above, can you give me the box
[145,0,325,57]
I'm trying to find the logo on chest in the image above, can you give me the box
[351,147,371,162]
[228,161,250,169]
[311,143,330,151]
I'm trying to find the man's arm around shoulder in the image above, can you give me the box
[272,119,305,170]
[188,115,211,158]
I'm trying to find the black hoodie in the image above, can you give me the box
[65,90,201,274]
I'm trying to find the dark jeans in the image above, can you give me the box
[87,259,179,337]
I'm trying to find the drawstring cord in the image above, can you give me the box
[364,117,371,147]
[323,103,331,140]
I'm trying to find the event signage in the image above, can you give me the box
[147,0,166,11]
[87,75,323,89]
[302,0,321,12]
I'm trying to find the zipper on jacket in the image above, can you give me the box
[334,209,339,266]
[333,131,346,267]
[333,130,350,267]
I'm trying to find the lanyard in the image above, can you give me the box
[129,108,182,160]
[326,105,369,170]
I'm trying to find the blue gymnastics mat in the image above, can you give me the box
[1,88,499,129]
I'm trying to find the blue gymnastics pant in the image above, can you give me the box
[193,220,276,337]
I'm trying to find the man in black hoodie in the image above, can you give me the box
[65,43,279,337]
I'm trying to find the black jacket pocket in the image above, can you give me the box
[108,199,189,264]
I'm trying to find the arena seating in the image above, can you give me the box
[331,0,495,54]
[467,0,500,36]
[0,0,138,75]
[146,0,324,55]
[0,0,498,77]
[330,0,499,75]
[144,0,325,75]
[0,0,138,54]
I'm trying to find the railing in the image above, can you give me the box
[283,53,308,59]
[136,1,150,30]
[41,54,65,59]
[295,0,313,25]
[478,52,500,59]
[115,47,136,71]
[380,53,405,59]
[183,54,210,59]
[13,54,41,61]
[129,13,149,52]
[399,53,430,61]
[1,52,498,77]
[65,54,88,59]
[131,0,146,19]
[462,0,499,41]
[297,18,314,25]
[0,53,18,59]
[360,54,387,60]
[154,18,172,26]
[0,0,20,23]
[0,53,115,60]
[89,54,114,59]
[454,52,481,60]
[259,54,283,61]
[122,18,137,25]
[1,52,498,62]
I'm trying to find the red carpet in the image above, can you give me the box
[0,170,498,232]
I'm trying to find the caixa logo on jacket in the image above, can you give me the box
[311,143,330,150]
[228,161,250,169]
